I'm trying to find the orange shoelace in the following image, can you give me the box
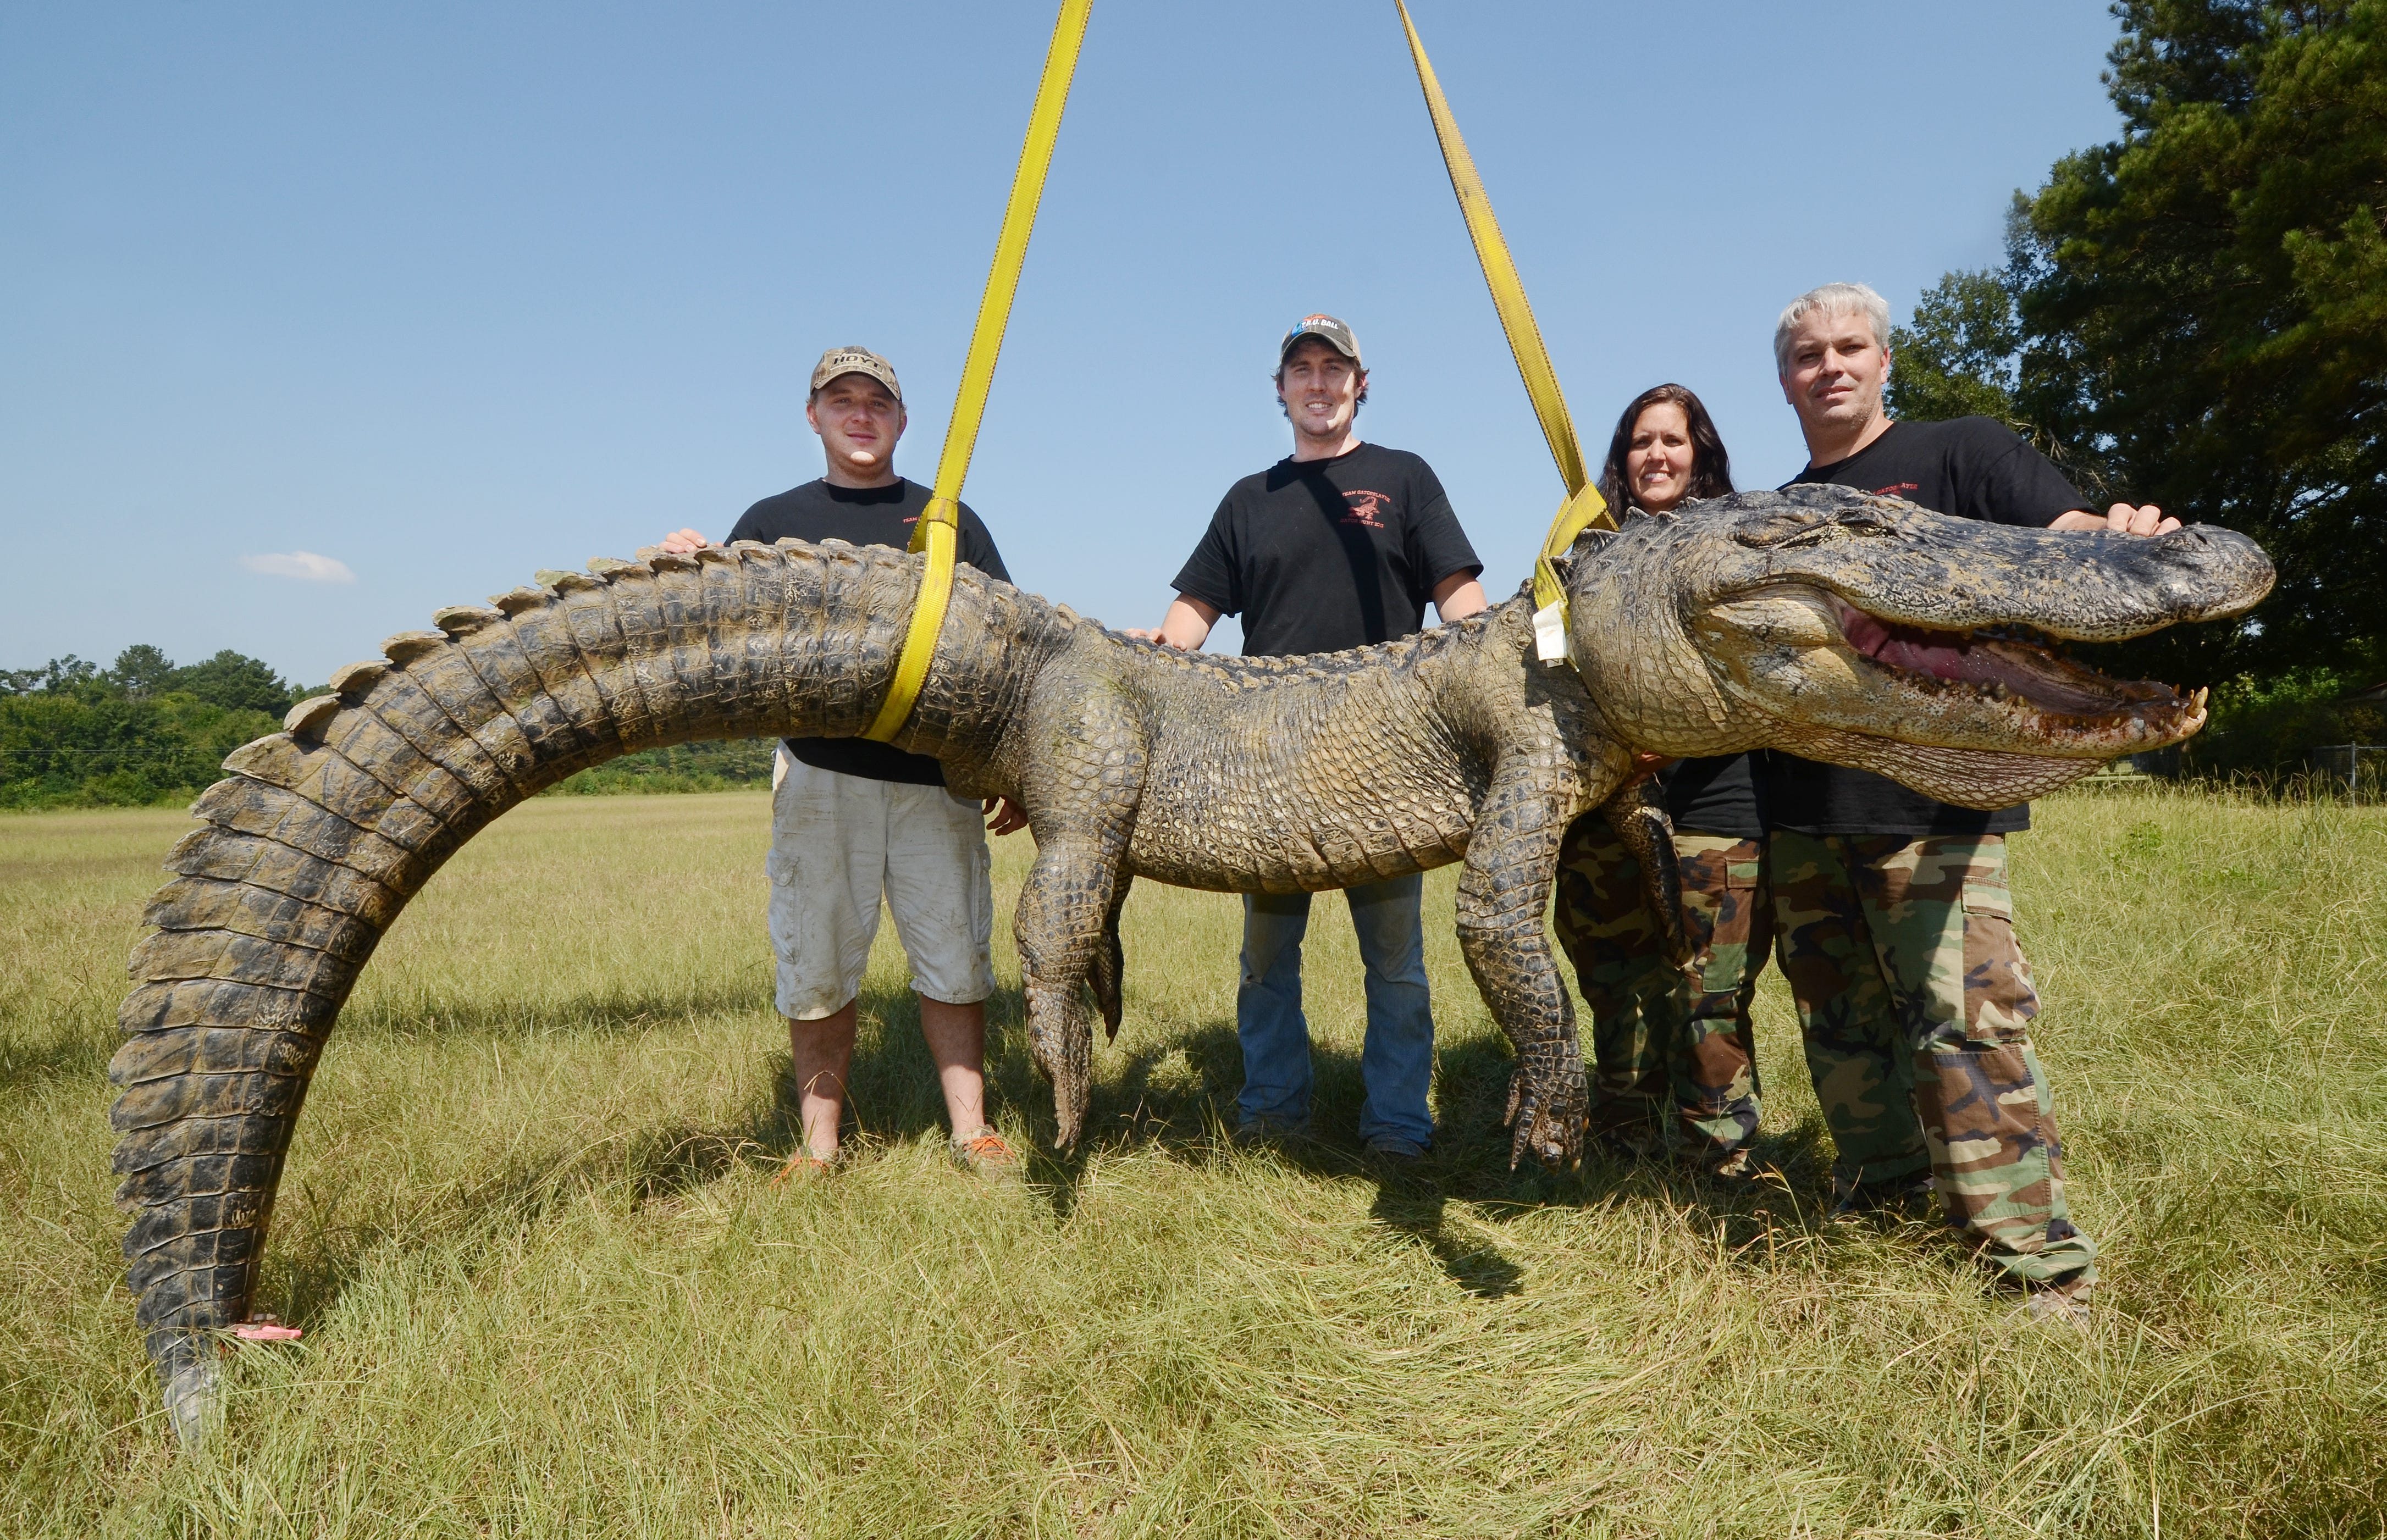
[770,1149,835,1188]
[955,1131,1018,1165]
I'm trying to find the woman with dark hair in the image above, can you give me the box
[1592,381,1734,515]
[1552,384,1772,1177]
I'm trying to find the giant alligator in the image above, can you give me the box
[110,485,2271,1438]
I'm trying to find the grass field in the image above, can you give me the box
[3,786,2384,1536]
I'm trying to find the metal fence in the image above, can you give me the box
[2309,744,2387,799]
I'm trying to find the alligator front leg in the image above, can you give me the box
[1084,873,1132,1043]
[1600,777,1694,970]
[1457,762,1592,1170]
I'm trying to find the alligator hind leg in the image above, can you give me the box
[1015,838,1130,1147]
[1011,685,1147,1148]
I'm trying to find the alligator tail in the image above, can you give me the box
[108,538,924,1443]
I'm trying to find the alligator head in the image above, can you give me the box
[1560,484,2274,805]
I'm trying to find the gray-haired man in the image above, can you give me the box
[1764,282,2175,1316]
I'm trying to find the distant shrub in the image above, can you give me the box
[1,640,784,811]
[2185,665,2387,786]
[549,739,778,795]
[0,695,284,810]
[0,646,310,811]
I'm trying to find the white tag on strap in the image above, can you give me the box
[1532,600,1571,664]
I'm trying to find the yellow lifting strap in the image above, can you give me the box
[863,0,1094,743]
[1393,0,1612,661]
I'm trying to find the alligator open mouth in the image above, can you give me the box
[1826,594,2208,744]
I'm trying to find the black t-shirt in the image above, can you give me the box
[1170,442,1482,656]
[1657,754,1765,839]
[1770,417,2091,837]
[725,478,1009,787]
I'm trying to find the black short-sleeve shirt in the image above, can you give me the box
[1770,417,2092,837]
[1656,752,1766,839]
[1170,442,1482,656]
[725,478,1009,787]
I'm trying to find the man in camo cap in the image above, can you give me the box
[659,346,1027,1178]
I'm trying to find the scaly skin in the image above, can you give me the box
[110,488,2272,1441]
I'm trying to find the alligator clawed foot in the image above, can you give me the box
[1502,1063,1588,1172]
[1052,1094,1087,1150]
[1025,1001,1092,1150]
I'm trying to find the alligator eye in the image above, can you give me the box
[1733,510,1835,549]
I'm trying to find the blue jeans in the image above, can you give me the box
[1236,873,1436,1146]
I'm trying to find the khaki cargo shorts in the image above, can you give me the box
[764,748,996,1020]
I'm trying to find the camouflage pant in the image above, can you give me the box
[1552,815,1770,1168]
[1770,830,2096,1287]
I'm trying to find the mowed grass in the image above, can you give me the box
[2,786,2383,1537]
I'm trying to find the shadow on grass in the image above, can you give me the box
[1002,1014,1850,1297]
[337,979,775,1042]
[0,1029,112,1095]
[258,980,1848,1332]
[264,979,1010,1328]
[264,1099,796,1334]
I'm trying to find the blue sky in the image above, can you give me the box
[2,1,2131,680]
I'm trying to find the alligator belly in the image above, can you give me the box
[1124,752,1474,894]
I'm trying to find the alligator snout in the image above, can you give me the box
[2130,524,2275,622]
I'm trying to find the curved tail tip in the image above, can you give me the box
[165,1356,222,1451]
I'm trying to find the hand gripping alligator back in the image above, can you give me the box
[109,489,2272,1440]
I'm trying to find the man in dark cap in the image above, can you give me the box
[1133,315,1488,1159]
[660,346,1026,1179]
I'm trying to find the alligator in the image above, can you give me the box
[109,484,2272,1439]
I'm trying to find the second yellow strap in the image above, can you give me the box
[1393,0,1613,625]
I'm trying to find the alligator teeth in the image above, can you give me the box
[2191,686,2209,712]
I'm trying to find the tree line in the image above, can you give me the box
[1887,0,2385,777]
[0,646,773,810]
[0,649,318,810]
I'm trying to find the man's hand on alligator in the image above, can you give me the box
[2051,502,2180,537]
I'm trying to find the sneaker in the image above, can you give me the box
[949,1126,1023,1178]
[1363,1135,1428,1162]
[770,1148,839,1188]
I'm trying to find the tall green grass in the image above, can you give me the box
[3,787,2382,1536]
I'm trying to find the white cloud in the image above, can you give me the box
[240,551,356,584]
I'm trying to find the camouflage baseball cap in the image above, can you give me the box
[809,346,903,403]
[1278,313,1362,369]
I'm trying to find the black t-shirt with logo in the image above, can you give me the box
[1170,442,1483,657]
[1770,417,2092,837]
[725,477,1010,787]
